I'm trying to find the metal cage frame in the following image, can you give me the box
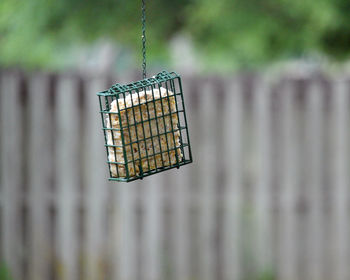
[97,71,192,182]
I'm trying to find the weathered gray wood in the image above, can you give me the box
[197,80,216,280]
[55,76,80,280]
[0,72,22,280]
[278,81,299,280]
[305,82,324,280]
[184,77,201,280]
[116,180,138,280]
[1,72,350,280]
[142,174,163,280]
[109,186,120,280]
[331,79,350,280]
[170,78,194,280]
[253,77,273,273]
[106,74,139,280]
[222,78,243,280]
[27,74,51,280]
[171,166,191,280]
[82,76,109,280]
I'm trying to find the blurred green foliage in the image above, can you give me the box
[0,0,349,70]
[0,262,12,280]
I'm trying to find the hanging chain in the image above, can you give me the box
[141,0,147,79]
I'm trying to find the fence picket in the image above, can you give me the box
[331,79,350,280]
[0,72,22,280]
[253,77,273,274]
[116,181,138,280]
[142,175,163,280]
[109,186,120,280]
[105,74,139,280]
[27,74,51,280]
[82,76,109,280]
[55,76,80,280]
[278,81,299,280]
[170,79,194,280]
[197,80,217,280]
[222,78,243,280]
[305,82,324,280]
[171,167,190,280]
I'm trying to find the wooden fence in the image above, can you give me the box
[0,70,350,280]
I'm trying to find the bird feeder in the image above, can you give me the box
[97,71,192,182]
[96,0,192,182]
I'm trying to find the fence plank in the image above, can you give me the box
[109,186,120,280]
[142,175,163,280]
[0,72,22,280]
[105,74,139,280]
[184,78,201,280]
[331,79,350,280]
[305,82,324,280]
[55,76,80,280]
[116,181,138,280]
[278,81,299,280]
[27,74,51,280]
[171,167,191,280]
[170,86,195,280]
[82,76,109,280]
[170,79,194,280]
[222,78,243,280]
[253,77,273,274]
[197,80,217,280]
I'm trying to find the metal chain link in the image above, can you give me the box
[141,0,147,79]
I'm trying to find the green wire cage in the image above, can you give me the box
[97,71,192,182]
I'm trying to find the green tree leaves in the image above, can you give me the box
[0,0,349,70]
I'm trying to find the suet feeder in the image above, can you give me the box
[96,0,192,181]
[97,71,192,182]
